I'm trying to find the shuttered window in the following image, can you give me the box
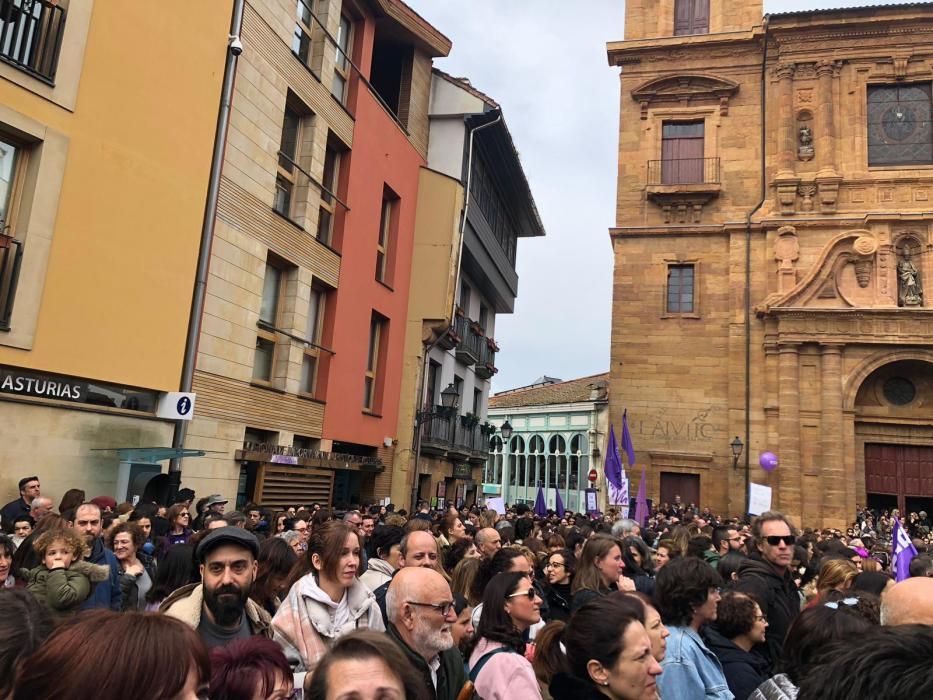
[674,0,709,36]
[661,121,705,184]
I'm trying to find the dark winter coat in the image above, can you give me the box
[543,581,572,622]
[570,582,617,614]
[549,672,611,700]
[704,625,769,700]
[386,622,466,700]
[733,556,800,674]
[81,538,123,611]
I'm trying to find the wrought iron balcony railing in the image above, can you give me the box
[647,157,720,186]
[0,0,66,84]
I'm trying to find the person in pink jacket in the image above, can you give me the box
[467,571,544,700]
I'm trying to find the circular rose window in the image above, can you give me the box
[883,377,916,406]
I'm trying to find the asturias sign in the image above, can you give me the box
[0,366,88,402]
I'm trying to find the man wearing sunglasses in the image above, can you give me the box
[385,566,466,700]
[733,511,800,674]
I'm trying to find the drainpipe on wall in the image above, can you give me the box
[743,16,770,516]
[408,110,503,512]
[167,0,246,503]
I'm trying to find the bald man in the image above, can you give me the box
[881,576,933,626]
[385,567,466,700]
[475,527,502,559]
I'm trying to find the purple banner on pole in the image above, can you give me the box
[555,488,565,517]
[621,410,636,468]
[534,486,547,518]
[634,466,649,527]
[604,425,623,489]
[892,516,917,582]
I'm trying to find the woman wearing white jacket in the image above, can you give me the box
[272,520,384,673]
[359,525,403,591]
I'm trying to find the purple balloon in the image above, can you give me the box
[759,452,779,472]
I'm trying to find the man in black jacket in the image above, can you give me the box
[733,511,800,674]
[385,567,466,700]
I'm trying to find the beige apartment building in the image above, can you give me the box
[608,1,933,527]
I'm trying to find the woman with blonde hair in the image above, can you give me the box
[815,558,859,602]
[452,556,482,606]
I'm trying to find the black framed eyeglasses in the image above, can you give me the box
[764,535,796,546]
[507,588,538,601]
[407,600,455,616]
[545,560,565,569]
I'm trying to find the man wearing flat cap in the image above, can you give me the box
[161,526,271,647]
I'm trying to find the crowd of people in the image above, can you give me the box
[2,475,933,699]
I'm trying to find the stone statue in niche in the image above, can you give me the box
[898,256,923,306]
[798,124,814,161]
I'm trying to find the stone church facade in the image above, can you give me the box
[607,1,933,528]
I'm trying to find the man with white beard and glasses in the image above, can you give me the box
[385,567,467,700]
[161,526,272,648]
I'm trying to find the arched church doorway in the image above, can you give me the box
[855,359,933,515]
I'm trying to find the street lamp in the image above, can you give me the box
[440,383,460,412]
[500,419,513,441]
[730,436,744,470]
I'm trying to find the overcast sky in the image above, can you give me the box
[405,0,914,392]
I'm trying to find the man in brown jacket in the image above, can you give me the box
[161,527,271,648]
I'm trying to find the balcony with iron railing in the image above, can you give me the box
[453,310,483,366]
[647,157,720,188]
[0,0,66,84]
[475,337,499,380]
[419,408,494,464]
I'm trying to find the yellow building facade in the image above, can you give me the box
[608,1,933,528]
[0,1,232,504]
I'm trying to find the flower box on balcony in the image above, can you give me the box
[486,338,499,352]
[470,321,484,336]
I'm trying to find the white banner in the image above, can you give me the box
[609,475,630,507]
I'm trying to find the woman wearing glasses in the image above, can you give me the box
[654,557,732,700]
[466,571,544,699]
[542,548,575,622]
[164,503,193,547]
[704,591,768,700]
[749,598,874,700]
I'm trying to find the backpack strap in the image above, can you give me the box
[468,647,516,683]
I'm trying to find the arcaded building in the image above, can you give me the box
[608,1,933,528]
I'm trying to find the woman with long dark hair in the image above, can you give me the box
[466,571,544,699]
[146,544,196,611]
[251,537,297,616]
[542,548,575,622]
[271,520,383,673]
[546,596,662,700]
[571,536,628,613]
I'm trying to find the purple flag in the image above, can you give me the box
[621,410,637,468]
[634,465,649,527]
[534,486,547,518]
[604,425,628,506]
[604,425,623,488]
[555,488,565,518]
[892,516,917,582]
